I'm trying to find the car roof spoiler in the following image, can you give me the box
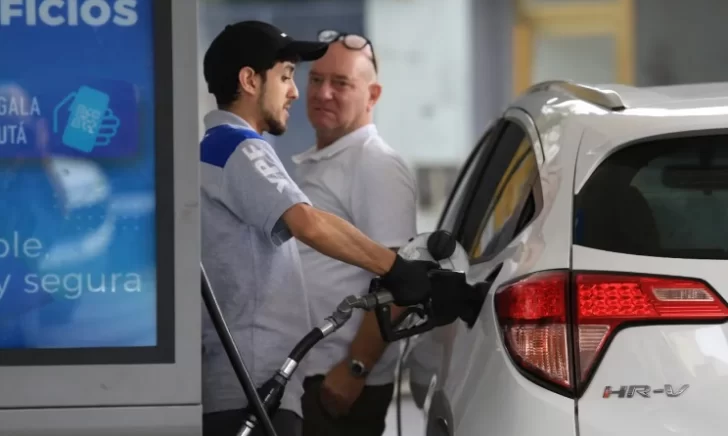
[526,80,627,111]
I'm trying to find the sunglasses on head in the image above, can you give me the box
[317,29,378,73]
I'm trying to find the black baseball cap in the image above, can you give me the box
[204,20,329,101]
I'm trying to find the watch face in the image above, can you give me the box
[350,360,367,377]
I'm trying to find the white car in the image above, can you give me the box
[416,80,728,436]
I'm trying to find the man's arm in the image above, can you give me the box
[281,204,396,276]
[224,137,424,306]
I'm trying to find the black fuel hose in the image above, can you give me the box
[289,328,325,363]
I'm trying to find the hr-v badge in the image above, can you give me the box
[52,86,121,153]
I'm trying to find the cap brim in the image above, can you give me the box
[281,41,329,61]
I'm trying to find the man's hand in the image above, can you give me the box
[319,360,366,417]
[380,255,439,306]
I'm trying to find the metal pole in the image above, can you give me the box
[200,263,278,436]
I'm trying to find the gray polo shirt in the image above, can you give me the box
[200,110,312,417]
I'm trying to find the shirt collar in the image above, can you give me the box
[203,109,256,131]
[292,124,378,164]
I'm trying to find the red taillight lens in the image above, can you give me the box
[495,271,571,388]
[576,274,728,383]
[495,271,728,395]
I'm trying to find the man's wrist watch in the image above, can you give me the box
[349,359,370,379]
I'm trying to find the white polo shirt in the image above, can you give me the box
[292,124,417,385]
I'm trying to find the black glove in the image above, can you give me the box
[428,270,472,327]
[379,255,439,306]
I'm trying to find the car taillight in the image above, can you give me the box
[494,270,728,395]
[495,271,572,389]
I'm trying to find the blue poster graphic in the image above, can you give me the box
[0,0,157,349]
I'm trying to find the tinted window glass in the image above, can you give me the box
[438,129,493,233]
[575,134,728,259]
[470,139,538,259]
[457,121,539,260]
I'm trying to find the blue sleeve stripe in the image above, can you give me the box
[200,125,265,168]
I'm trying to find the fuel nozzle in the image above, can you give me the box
[354,288,394,310]
[368,269,472,342]
[324,292,393,330]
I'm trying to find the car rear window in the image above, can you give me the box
[574,133,728,259]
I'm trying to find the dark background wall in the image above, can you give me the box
[636,0,728,86]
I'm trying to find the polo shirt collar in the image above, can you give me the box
[292,124,377,164]
[203,109,257,131]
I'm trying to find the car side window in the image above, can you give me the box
[437,122,499,234]
[459,121,540,260]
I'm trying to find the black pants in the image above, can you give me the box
[301,375,394,436]
[203,407,301,436]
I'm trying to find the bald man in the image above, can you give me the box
[292,34,417,436]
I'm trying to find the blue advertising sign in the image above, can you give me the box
[0,0,166,357]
